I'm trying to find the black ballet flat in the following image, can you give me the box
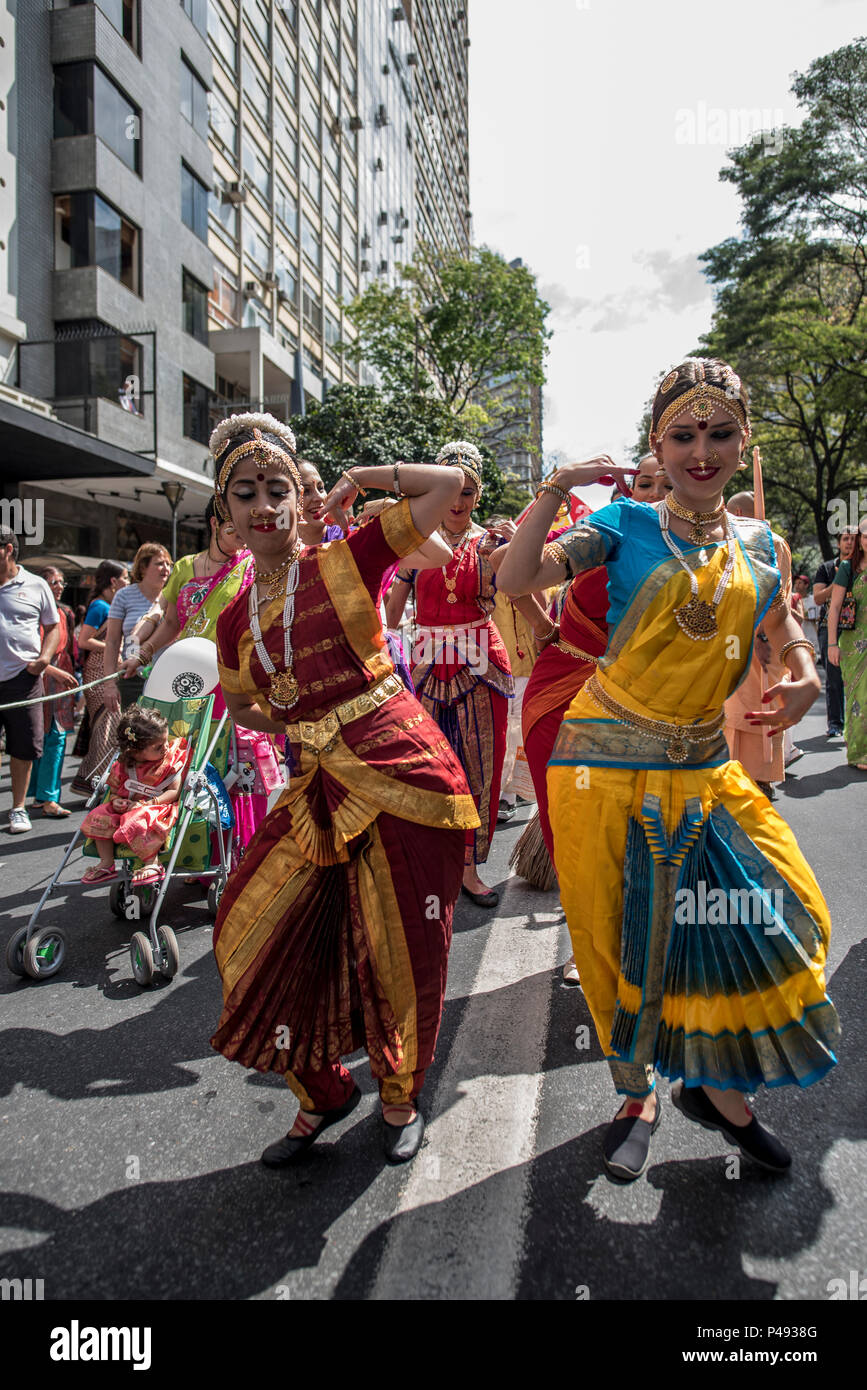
[602,1094,662,1182]
[670,1081,791,1173]
[461,884,499,909]
[261,1084,361,1167]
[383,1109,425,1164]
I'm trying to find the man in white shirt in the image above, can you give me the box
[0,526,60,833]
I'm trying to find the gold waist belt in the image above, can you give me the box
[286,671,405,754]
[556,636,599,665]
[585,673,725,765]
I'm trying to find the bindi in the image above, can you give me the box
[256,472,265,481]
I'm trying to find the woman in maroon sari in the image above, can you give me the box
[208,413,478,1166]
[124,499,283,864]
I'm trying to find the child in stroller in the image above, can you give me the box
[79,705,187,888]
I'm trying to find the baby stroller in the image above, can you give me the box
[7,690,235,987]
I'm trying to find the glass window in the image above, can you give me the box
[242,136,272,203]
[55,328,143,412]
[181,162,209,241]
[343,53,357,101]
[210,265,240,328]
[70,0,138,52]
[243,217,271,272]
[324,248,341,298]
[301,220,320,270]
[301,149,320,205]
[276,1,297,30]
[322,4,339,59]
[54,62,141,173]
[243,0,270,52]
[323,130,339,177]
[302,279,320,330]
[182,268,209,344]
[323,183,339,235]
[208,86,238,156]
[302,343,321,375]
[342,217,356,264]
[209,188,239,247]
[322,65,339,116]
[274,254,297,304]
[274,103,297,168]
[180,57,209,140]
[343,168,357,211]
[275,176,298,237]
[301,24,319,78]
[183,373,210,443]
[275,42,297,99]
[54,192,140,294]
[180,0,207,36]
[208,1,238,73]
[301,82,320,143]
[242,48,271,131]
[324,309,340,349]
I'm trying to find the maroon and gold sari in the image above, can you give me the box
[211,500,479,1113]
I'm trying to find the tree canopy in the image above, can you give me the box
[694,36,867,556]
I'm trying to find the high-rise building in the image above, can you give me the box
[0,0,473,567]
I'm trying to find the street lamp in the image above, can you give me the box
[160,480,186,559]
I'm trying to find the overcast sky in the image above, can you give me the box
[468,0,865,478]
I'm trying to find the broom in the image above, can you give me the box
[509,809,558,891]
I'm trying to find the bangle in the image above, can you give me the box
[342,469,367,498]
[137,644,154,665]
[393,462,403,497]
[537,481,570,505]
[779,638,816,667]
[828,642,839,649]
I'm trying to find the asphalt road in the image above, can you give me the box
[0,690,864,1304]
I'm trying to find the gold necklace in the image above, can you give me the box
[255,542,303,601]
[440,523,473,604]
[666,493,726,545]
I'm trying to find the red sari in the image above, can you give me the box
[211,500,479,1114]
[522,567,609,857]
[411,536,513,866]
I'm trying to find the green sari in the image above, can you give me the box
[834,561,867,765]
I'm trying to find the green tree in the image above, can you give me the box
[290,384,505,515]
[341,243,551,440]
[695,36,867,556]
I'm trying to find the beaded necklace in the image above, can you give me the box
[250,540,303,707]
[659,500,736,641]
[439,522,474,604]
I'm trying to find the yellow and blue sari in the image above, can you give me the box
[547,501,839,1098]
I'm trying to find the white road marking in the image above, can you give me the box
[372,906,562,1300]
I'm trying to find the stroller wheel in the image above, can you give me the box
[109,881,129,919]
[207,880,224,917]
[6,927,30,978]
[136,883,159,918]
[23,928,67,980]
[130,931,155,987]
[155,925,180,980]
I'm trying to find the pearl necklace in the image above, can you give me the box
[249,540,303,707]
[659,500,736,641]
[440,523,473,604]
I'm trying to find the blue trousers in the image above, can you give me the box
[28,723,68,804]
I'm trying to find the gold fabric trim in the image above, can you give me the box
[358,825,418,1096]
[380,494,428,559]
[318,532,396,684]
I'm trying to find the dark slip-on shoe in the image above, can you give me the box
[461,884,499,909]
[261,1084,362,1168]
[670,1080,791,1173]
[602,1094,662,1182]
[383,1109,425,1164]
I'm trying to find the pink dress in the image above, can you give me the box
[82,738,188,860]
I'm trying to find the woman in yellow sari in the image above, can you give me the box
[498,358,838,1181]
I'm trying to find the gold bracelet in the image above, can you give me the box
[537,481,570,504]
[779,638,816,667]
[393,463,402,497]
[543,541,569,567]
[343,470,368,498]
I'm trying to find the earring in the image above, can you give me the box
[738,458,749,471]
